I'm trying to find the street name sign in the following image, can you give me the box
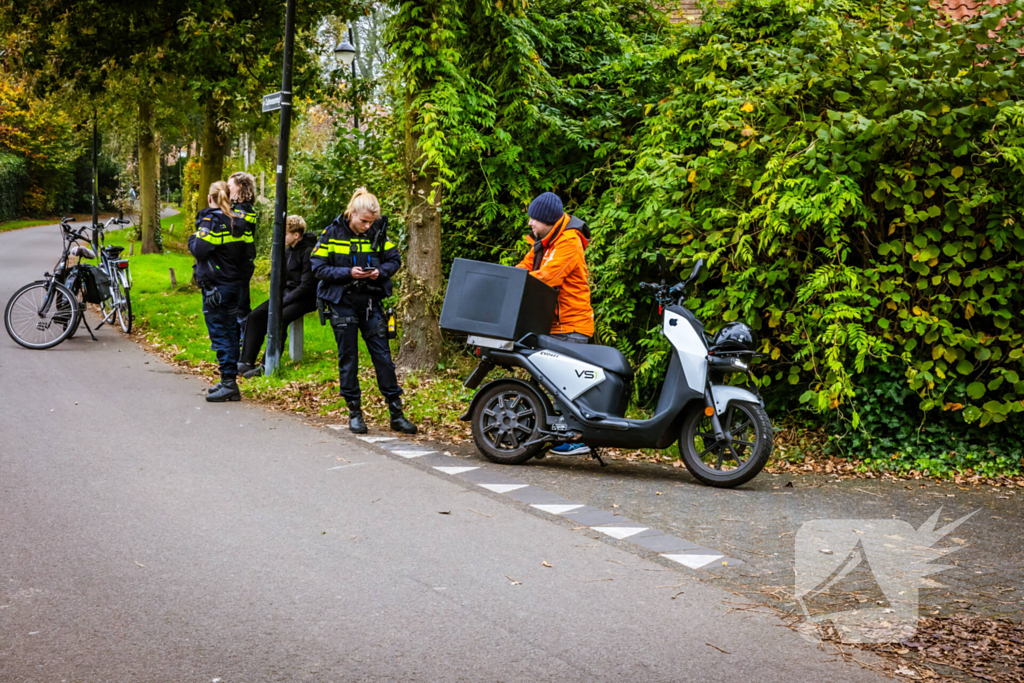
[262,92,283,113]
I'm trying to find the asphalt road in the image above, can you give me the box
[0,221,890,682]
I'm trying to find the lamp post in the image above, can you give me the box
[333,28,358,130]
[265,0,297,377]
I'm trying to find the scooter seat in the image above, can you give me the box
[535,335,634,379]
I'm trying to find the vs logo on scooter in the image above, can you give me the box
[575,369,596,379]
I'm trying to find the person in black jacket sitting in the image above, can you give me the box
[188,181,256,403]
[237,215,318,378]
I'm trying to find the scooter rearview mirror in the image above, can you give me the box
[687,257,705,284]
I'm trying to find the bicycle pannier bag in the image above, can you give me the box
[83,266,112,304]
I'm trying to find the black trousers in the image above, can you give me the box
[329,299,401,403]
[240,296,318,366]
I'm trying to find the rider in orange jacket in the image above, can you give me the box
[516,191,595,456]
[515,191,594,341]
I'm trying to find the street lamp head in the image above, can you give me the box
[333,39,356,67]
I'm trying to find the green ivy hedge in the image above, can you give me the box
[586,0,1024,470]
[0,152,27,222]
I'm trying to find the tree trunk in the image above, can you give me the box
[397,90,443,370]
[138,99,160,254]
[199,98,228,197]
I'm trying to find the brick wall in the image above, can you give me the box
[670,0,702,24]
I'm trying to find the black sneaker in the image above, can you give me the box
[207,380,241,402]
[242,364,264,379]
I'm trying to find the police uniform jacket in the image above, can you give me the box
[231,201,259,282]
[310,215,400,305]
[188,208,256,287]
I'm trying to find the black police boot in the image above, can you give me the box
[206,381,223,395]
[347,400,368,434]
[236,362,256,376]
[207,378,241,403]
[387,398,417,435]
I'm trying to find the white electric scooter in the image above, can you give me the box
[460,259,772,488]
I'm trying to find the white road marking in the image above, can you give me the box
[392,450,436,458]
[531,504,584,515]
[480,484,528,494]
[327,463,369,471]
[594,526,648,540]
[662,553,723,569]
[356,435,399,443]
[434,466,479,475]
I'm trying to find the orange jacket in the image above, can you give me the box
[515,214,594,337]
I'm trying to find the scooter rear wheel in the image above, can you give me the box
[471,381,544,465]
[679,401,773,488]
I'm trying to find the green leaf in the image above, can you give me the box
[956,360,975,375]
[834,91,851,103]
[966,382,986,399]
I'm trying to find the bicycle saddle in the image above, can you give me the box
[70,245,96,260]
[103,245,125,258]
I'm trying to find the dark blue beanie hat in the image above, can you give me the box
[527,192,564,225]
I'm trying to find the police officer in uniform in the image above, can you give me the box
[311,188,417,434]
[188,181,256,402]
[228,172,259,338]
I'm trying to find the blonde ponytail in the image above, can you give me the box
[208,181,235,217]
[344,187,380,219]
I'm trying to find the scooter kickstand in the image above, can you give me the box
[591,448,607,467]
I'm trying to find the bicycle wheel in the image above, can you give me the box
[116,273,132,334]
[4,281,79,349]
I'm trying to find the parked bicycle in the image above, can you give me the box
[91,216,134,333]
[4,216,132,349]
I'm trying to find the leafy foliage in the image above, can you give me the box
[0,152,27,221]
[399,0,674,267]
[845,363,1022,477]
[586,0,1024,453]
[0,74,81,215]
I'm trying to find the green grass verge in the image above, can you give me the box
[109,213,475,436]
[0,218,56,233]
[0,212,125,234]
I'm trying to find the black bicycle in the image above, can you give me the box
[4,216,129,349]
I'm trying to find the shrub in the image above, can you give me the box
[587,0,1024,456]
[0,152,27,221]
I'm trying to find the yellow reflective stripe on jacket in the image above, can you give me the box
[312,235,396,257]
[195,230,255,245]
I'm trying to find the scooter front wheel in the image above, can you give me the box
[679,401,773,488]
[471,381,544,465]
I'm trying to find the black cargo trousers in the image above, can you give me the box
[329,295,401,402]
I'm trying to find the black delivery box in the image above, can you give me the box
[440,258,557,340]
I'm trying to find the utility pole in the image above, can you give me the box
[265,0,296,377]
[350,26,359,130]
[91,110,98,229]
